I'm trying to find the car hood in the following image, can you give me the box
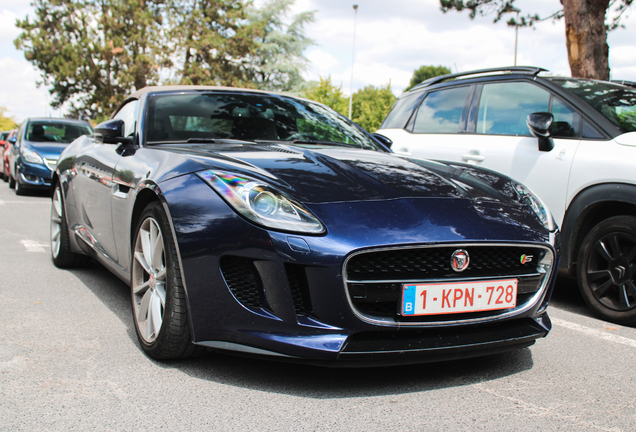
[24,141,68,159]
[157,143,525,207]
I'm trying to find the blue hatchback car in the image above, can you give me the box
[8,118,93,195]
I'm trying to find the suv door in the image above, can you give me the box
[385,85,473,162]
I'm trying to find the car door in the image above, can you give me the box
[455,81,581,226]
[72,100,138,263]
[388,85,473,162]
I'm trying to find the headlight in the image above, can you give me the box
[22,148,43,164]
[197,170,326,234]
[514,182,556,231]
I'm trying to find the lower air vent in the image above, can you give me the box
[220,256,262,308]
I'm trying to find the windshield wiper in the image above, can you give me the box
[186,138,218,143]
[289,139,357,148]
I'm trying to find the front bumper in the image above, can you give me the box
[163,174,560,365]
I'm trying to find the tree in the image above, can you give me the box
[301,76,348,115]
[351,84,396,132]
[246,0,315,92]
[0,106,18,130]
[15,0,169,121]
[439,0,634,80]
[170,0,257,87]
[405,65,452,91]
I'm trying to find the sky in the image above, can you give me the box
[1,0,636,123]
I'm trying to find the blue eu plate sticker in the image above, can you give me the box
[402,285,415,315]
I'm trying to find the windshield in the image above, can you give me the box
[145,92,381,150]
[551,78,636,132]
[26,121,93,143]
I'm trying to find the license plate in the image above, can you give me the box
[401,279,518,316]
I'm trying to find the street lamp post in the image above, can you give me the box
[503,5,521,66]
[348,4,358,119]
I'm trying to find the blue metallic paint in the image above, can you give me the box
[53,89,560,365]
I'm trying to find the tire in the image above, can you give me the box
[8,172,15,189]
[577,215,636,325]
[131,201,205,360]
[50,182,91,268]
[14,177,26,196]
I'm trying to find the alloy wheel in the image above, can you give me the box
[131,217,167,344]
[50,187,63,258]
[585,231,636,311]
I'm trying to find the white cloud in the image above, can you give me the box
[0,57,52,123]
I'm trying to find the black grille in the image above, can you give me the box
[345,245,549,322]
[346,246,545,281]
[220,256,262,308]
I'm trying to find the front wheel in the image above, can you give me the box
[50,183,91,268]
[131,201,205,360]
[577,215,636,325]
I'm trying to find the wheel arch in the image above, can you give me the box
[560,183,636,276]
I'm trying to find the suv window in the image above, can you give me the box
[381,92,421,129]
[412,86,470,133]
[477,82,550,136]
[551,98,580,138]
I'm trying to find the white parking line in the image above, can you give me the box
[20,240,48,253]
[0,200,49,205]
[552,317,636,348]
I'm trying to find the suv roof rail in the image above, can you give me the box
[410,66,550,92]
[612,79,636,88]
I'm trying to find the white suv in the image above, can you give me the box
[376,66,636,325]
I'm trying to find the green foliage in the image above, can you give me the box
[0,106,18,130]
[405,65,452,91]
[247,0,315,92]
[351,84,396,132]
[301,76,348,115]
[15,0,169,121]
[170,0,257,87]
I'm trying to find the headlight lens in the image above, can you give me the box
[22,148,43,164]
[197,170,326,234]
[514,182,556,231]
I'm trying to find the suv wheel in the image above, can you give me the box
[577,216,636,325]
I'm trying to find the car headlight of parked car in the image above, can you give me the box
[22,148,44,165]
[197,169,326,234]
[514,181,556,231]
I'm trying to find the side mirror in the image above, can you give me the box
[527,112,555,152]
[95,119,133,145]
[8,136,18,148]
[372,132,393,149]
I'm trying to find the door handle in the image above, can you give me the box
[462,151,485,163]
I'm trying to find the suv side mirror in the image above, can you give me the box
[8,136,18,148]
[372,132,393,149]
[527,112,555,152]
[95,119,133,145]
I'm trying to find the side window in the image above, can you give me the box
[412,87,470,133]
[114,100,139,137]
[551,98,580,138]
[476,82,549,136]
[381,93,422,129]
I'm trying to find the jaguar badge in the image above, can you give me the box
[451,249,470,272]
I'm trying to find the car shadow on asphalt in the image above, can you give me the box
[66,260,538,398]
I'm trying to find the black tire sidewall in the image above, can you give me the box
[577,215,636,325]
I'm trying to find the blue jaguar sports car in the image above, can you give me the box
[51,86,559,366]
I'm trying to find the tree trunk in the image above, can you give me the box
[562,0,610,79]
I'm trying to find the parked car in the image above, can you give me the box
[3,129,18,183]
[50,86,559,365]
[376,66,636,325]
[0,130,9,180]
[7,118,93,194]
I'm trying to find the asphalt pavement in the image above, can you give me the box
[0,182,635,431]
